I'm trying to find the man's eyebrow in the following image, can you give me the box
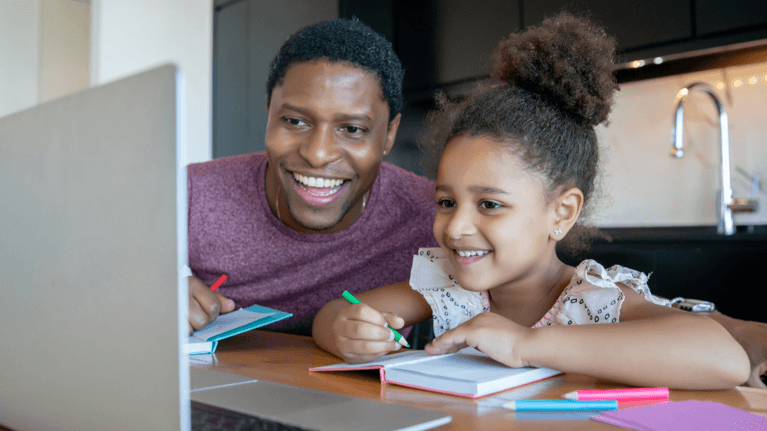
[280,103,311,116]
[335,113,373,123]
[280,103,373,123]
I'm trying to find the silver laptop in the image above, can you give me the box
[0,65,450,431]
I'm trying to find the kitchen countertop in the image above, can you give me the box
[592,225,767,243]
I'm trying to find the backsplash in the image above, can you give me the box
[595,61,767,228]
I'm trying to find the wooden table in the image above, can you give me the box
[194,330,767,430]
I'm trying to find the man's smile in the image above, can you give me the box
[292,172,346,194]
[290,171,349,205]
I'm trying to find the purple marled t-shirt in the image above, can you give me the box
[187,153,438,335]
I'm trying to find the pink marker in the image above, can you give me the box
[563,387,669,401]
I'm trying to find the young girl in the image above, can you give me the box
[312,13,750,390]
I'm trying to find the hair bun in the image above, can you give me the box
[494,12,618,126]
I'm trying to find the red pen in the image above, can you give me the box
[209,274,227,292]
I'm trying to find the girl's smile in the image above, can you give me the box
[455,249,491,265]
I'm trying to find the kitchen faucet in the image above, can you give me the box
[670,82,758,235]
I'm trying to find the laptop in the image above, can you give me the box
[0,65,451,431]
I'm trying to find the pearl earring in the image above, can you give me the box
[554,228,562,236]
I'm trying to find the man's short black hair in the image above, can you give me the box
[266,18,404,122]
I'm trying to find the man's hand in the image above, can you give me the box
[330,302,405,363]
[425,313,533,368]
[708,311,767,388]
[188,276,235,334]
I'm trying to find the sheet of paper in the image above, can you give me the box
[395,349,539,382]
[591,400,767,430]
[192,308,275,341]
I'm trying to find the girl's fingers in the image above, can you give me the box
[340,313,394,341]
[333,304,405,363]
[337,337,401,364]
[425,329,470,354]
[382,312,405,330]
[344,303,388,327]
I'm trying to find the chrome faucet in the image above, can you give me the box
[670,82,757,235]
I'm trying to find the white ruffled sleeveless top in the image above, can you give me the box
[409,247,670,337]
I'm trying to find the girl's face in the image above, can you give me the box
[433,135,558,292]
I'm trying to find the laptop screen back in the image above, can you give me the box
[0,65,189,431]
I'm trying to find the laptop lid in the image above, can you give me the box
[0,65,189,431]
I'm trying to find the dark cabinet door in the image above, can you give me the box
[523,0,693,53]
[695,0,767,36]
[397,0,521,89]
[560,236,767,323]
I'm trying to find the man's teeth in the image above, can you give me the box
[457,250,489,257]
[293,173,344,189]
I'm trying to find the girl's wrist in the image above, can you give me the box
[516,327,548,369]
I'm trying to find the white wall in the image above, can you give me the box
[40,0,91,102]
[91,0,213,164]
[596,61,767,228]
[1,0,90,119]
[1,1,41,118]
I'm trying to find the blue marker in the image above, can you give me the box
[502,400,619,411]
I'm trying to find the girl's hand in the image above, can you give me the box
[330,302,405,363]
[425,313,533,368]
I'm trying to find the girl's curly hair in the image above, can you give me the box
[419,12,619,256]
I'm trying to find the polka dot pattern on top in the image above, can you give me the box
[409,248,668,336]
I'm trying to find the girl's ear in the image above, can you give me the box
[550,188,584,241]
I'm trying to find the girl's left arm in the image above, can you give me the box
[427,286,750,389]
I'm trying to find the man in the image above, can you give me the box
[186,18,438,335]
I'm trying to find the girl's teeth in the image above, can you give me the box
[457,250,489,257]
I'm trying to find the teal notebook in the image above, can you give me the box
[186,304,292,354]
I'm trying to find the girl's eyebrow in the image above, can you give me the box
[435,184,510,195]
[469,185,510,195]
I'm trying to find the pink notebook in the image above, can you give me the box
[591,400,767,430]
[310,348,561,398]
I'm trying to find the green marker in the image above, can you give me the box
[341,290,410,348]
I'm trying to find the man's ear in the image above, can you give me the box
[550,187,584,241]
[383,113,401,157]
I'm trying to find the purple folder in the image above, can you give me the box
[591,400,767,430]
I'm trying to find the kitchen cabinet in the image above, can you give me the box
[523,0,693,54]
[341,0,521,91]
[342,0,767,90]
[559,227,767,323]
[695,0,767,36]
[398,0,521,90]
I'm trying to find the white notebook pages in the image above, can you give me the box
[311,347,561,398]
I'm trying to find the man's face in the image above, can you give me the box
[265,60,400,233]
